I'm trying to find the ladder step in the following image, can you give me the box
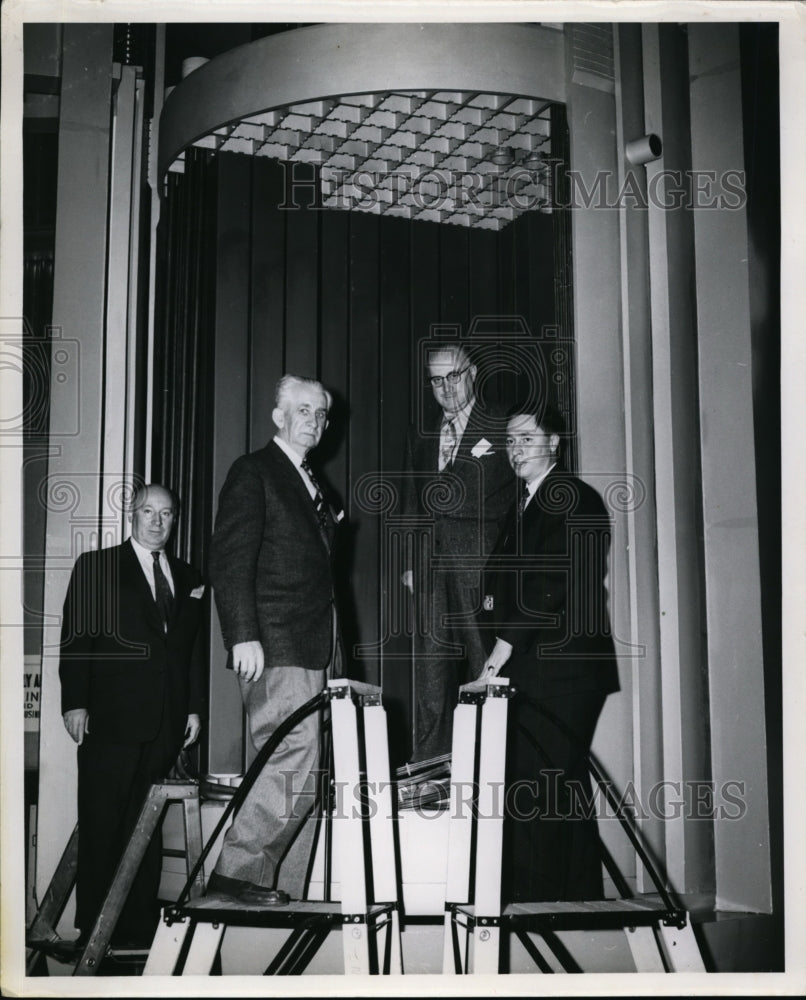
[168,895,395,928]
[454,898,683,931]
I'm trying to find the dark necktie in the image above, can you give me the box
[151,551,174,629]
[301,458,329,528]
[518,480,531,516]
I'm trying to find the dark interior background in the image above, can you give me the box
[151,147,573,766]
[21,20,781,783]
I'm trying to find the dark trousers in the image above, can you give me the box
[76,722,180,941]
[412,564,486,761]
[502,689,609,903]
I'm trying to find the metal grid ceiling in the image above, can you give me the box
[179,90,555,229]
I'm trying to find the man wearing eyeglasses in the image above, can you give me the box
[401,342,515,762]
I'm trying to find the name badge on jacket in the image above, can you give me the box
[483,594,494,611]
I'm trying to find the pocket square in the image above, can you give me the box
[471,438,494,458]
[190,585,205,599]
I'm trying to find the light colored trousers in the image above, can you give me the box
[213,664,327,897]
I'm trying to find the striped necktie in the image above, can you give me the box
[440,417,457,471]
[301,458,329,528]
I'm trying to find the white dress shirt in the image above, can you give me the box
[273,435,318,500]
[520,462,557,512]
[130,534,174,599]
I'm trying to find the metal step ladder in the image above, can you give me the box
[144,678,403,976]
[25,780,204,976]
[441,676,706,974]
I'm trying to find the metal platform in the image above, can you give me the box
[167,894,395,929]
[453,898,685,933]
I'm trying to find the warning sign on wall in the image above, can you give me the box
[24,654,41,732]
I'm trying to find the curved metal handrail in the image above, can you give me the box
[513,690,681,916]
[172,690,328,911]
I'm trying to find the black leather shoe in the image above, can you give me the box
[237,884,291,907]
[206,871,250,898]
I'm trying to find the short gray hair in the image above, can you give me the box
[274,374,332,412]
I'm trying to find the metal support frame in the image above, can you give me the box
[25,827,80,974]
[441,678,706,974]
[26,781,203,976]
[441,676,512,974]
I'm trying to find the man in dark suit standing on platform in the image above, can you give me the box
[402,342,515,762]
[206,373,342,906]
[60,483,205,946]
[479,403,620,902]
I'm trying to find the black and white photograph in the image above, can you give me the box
[1,1,803,994]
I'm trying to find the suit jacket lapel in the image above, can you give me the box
[455,400,481,460]
[430,401,475,471]
[425,416,442,471]
[268,441,317,516]
[122,538,164,633]
[447,399,496,466]
[267,441,333,552]
[166,555,189,630]
[522,469,557,541]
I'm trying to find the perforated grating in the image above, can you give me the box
[177,90,556,229]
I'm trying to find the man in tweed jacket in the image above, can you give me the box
[206,374,342,905]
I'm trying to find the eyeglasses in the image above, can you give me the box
[428,365,471,388]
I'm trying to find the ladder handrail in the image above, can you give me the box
[173,690,328,910]
[148,681,404,977]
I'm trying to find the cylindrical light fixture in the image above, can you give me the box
[625,133,663,166]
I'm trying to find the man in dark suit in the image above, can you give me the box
[402,342,515,762]
[206,373,342,906]
[60,483,205,945]
[479,403,620,902]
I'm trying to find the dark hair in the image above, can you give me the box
[506,399,565,437]
[506,400,566,464]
